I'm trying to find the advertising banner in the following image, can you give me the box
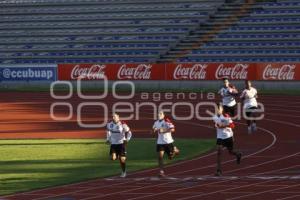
[256,63,300,81]
[165,63,256,80]
[57,63,300,81]
[0,66,56,81]
[58,63,165,80]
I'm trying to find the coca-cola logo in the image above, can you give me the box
[263,64,295,80]
[173,64,207,80]
[117,64,152,80]
[71,64,106,80]
[215,64,248,79]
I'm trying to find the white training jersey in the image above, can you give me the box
[219,87,237,107]
[153,118,175,144]
[213,114,234,139]
[240,87,258,109]
[106,121,132,144]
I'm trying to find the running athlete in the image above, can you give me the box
[240,80,258,134]
[218,78,239,117]
[152,111,179,177]
[106,113,132,178]
[213,104,242,176]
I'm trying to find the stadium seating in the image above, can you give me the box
[175,0,300,62]
[0,0,223,64]
[0,0,299,64]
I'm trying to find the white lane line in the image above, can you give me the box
[125,157,299,200]
[264,108,300,114]
[276,195,300,200]
[273,192,300,194]
[123,166,300,200]
[126,193,154,195]
[169,180,277,200]
[76,122,277,200]
[227,183,300,200]
[6,118,276,200]
[104,175,300,182]
[222,192,253,194]
[266,113,300,118]
[263,118,300,128]
[11,103,298,200]
[162,123,277,176]
[178,183,300,200]
[260,104,300,109]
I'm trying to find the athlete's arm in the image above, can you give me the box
[218,88,223,96]
[216,123,235,129]
[217,115,235,129]
[240,90,245,99]
[125,130,132,141]
[152,126,159,134]
[159,128,175,134]
[106,130,111,144]
[228,85,239,95]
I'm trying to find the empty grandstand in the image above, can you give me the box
[0,0,299,64]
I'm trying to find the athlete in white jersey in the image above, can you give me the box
[218,78,238,117]
[152,111,179,177]
[240,80,258,134]
[106,113,132,178]
[212,104,242,176]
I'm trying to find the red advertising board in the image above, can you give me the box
[256,63,300,81]
[58,63,165,80]
[165,63,209,80]
[165,63,257,80]
[58,63,300,81]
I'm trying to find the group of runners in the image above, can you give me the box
[105,79,259,178]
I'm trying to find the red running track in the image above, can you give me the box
[1,93,300,200]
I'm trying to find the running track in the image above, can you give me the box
[1,93,300,200]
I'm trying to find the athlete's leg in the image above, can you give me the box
[216,145,222,175]
[119,156,126,173]
[111,152,117,161]
[158,150,164,171]
[224,137,242,164]
[158,150,166,176]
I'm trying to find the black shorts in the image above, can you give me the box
[110,144,126,157]
[223,105,236,117]
[216,137,234,151]
[156,143,175,158]
[245,106,257,118]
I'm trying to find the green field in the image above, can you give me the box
[0,138,214,196]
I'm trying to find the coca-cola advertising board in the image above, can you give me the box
[58,63,165,80]
[58,63,300,81]
[165,63,256,80]
[166,63,208,80]
[256,63,300,81]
